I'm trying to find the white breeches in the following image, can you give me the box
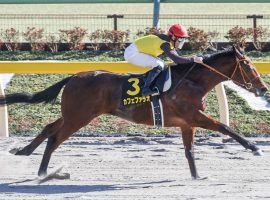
[124,43,166,70]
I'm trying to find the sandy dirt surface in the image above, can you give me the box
[0,134,270,200]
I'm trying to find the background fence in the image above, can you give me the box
[0,0,269,3]
[0,14,269,42]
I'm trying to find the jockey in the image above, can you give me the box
[124,24,204,96]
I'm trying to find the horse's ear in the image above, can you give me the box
[233,44,245,59]
[233,44,245,54]
[238,45,245,54]
[232,44,239,52]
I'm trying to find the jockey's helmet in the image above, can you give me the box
[168,24,189,38]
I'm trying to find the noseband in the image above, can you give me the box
[200,58,261,90]
[230,59,261,89]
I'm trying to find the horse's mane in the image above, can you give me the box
[170,47,235,73]
[203,47,235,64]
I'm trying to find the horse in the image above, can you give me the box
[0,46,268,180]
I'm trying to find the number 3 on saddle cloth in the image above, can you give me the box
[121,67,172,127]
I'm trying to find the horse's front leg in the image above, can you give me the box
[194,110,262,156]
[180,124,200,179]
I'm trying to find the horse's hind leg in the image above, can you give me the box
[194,111,262,155]
[37,122,81,176]
[10,118,63,156]
[38,135,61,176]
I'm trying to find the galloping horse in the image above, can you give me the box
[0,46,268,179]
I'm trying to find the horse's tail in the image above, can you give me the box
[0,76,73,106]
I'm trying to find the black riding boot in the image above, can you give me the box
[141,66,163,96]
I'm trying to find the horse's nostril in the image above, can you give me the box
[260,87,268,95]
[261,87,268,93]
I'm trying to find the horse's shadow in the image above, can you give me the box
[0,180,174,194]
[0,183,117,194]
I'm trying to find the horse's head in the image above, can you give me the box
[231,45,268,97]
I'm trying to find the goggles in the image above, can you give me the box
[176,37,186,49]
[177,37,186,42]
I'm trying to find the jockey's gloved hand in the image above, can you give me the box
[193,56,204,64]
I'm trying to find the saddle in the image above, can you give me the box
[121,67,172,127]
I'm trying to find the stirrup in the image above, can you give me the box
[151,87,160,96]
[142,87,160,96]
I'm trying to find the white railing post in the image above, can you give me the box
[215,83,229,126]
[0,77,9,138]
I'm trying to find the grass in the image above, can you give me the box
[2,50,270,136]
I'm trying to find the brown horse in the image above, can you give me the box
[0,46,268,180]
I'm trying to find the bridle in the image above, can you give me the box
[200,57,261,90]
[173,51,261,91]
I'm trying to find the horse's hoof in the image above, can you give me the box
[37,172,70,184]
[9,147,29,155]
[9,147,22,155]
[54,173,70,180]
[253,149,263,156]
[192,176,208,180]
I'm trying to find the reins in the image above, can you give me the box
[173,62,197,89]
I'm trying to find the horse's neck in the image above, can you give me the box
[191,58,235,94]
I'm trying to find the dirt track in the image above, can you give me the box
[0,135,270,200]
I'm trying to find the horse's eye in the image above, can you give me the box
[243,61,248,65]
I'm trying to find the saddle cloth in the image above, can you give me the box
[121,67,172,127]
[121,67,171,105]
